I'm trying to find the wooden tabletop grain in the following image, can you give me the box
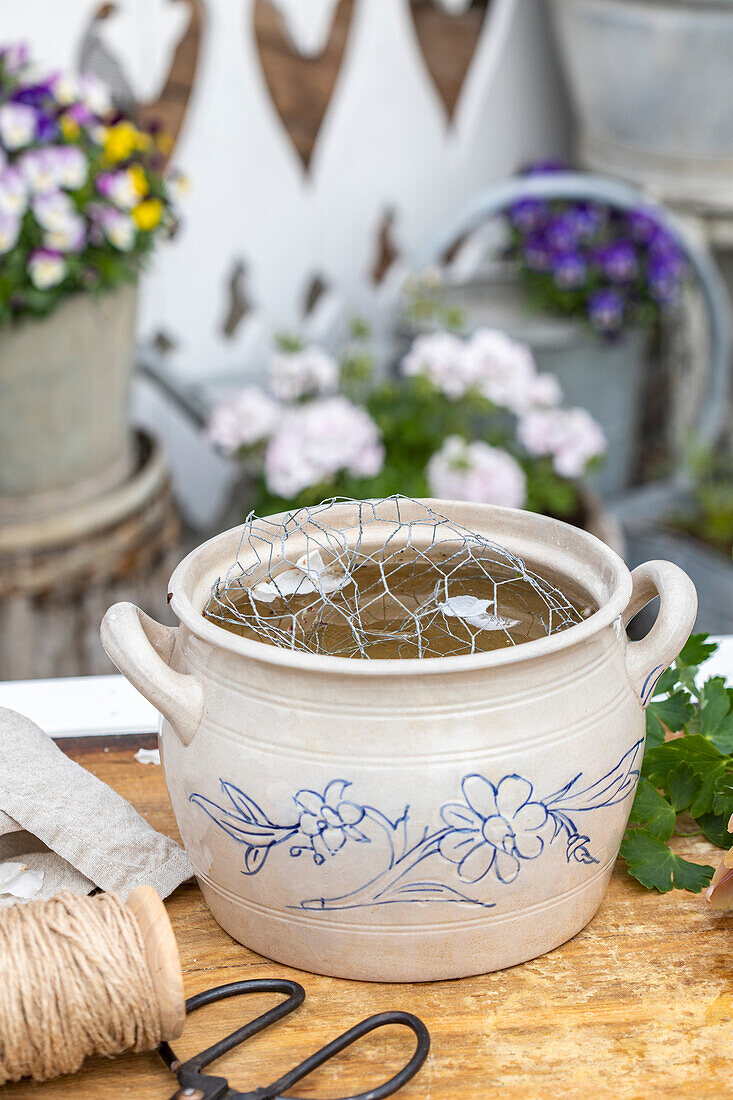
[6,736,732,1100]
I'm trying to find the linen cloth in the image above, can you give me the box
[0,707,191,904]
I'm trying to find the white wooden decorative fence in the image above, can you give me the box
[4,0,569,520]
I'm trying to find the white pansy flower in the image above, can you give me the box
[0,102,36,150]
[79,72,111,116]
[0,213,20,253]
[100,207,136,251]
[44,212,86,252]
[52,73,80,105]
[0,166,26,216]
[32,189,75,232]
[28,249,66,289]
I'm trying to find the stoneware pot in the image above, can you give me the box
[0,284,137,519]
[548,0,733,213]
[101,499,697,982]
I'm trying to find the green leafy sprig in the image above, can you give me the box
[621,633,733,893]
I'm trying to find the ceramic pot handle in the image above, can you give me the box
[623,561,698,708]
[101,602,203,746]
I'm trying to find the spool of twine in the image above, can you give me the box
[0,887,185,1084]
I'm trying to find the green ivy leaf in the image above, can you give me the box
[698,677,733,753]
[627,779,675,841]
[678,633,717,669]
[619,831,714,893]
[645,690,695,748]
[667,763,699,813]
[698,812,733,849]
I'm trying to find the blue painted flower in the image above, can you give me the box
[552,250,587,290]
[294,780,367,864]
[566,833,599,865]
[439,775,548,885]
[587,287,625,334]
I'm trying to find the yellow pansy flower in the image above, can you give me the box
[132,198,164,231]
[128,163,149,198]
[60,114,80,141]
[104,121,151,164]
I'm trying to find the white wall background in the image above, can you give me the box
[3,0,569,522]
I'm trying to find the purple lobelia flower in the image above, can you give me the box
[552,250,587,290]
[594,240,638,284]
[509,198,548,234]
[587,287,625,334]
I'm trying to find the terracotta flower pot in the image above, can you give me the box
[101,498,696,981]
[0,285,137,519]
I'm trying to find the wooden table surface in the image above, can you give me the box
[6,736,732,1100]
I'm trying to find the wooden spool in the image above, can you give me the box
[126,885,186,1042]
[0,432,182,680]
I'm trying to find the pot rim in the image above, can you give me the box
[168,500,633,677]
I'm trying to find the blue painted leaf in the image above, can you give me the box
[243,845,270,875]
[222,781,278,827]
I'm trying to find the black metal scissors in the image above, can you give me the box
[158,978,430,1100]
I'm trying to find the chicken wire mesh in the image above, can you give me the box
[204,497,589,659]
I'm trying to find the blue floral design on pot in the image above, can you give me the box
[190,738,643,911]
[439,775,548,885]
[292,780,368,864]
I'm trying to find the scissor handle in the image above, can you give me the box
[158,978,305,1077]
[158,980,430,1100]
[265,1010,430,1100]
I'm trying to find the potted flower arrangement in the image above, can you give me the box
[404,164,688,499]
[547,0,733,212]
[207,323,615,547]
[0,43,176,515]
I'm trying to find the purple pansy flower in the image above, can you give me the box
[0,43,29,76]
[626,208,659,245]
[594,240,638,284]
[552,250,587,290]
[523,232,552,272]
[647,254,682,306]
[588,287,625,334]
[545,212,582,253]
[439,774,548,885]
[509,197,548,234]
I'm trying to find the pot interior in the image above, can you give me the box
[170,499,631,665]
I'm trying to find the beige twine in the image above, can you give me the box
[0,891,162,1084]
